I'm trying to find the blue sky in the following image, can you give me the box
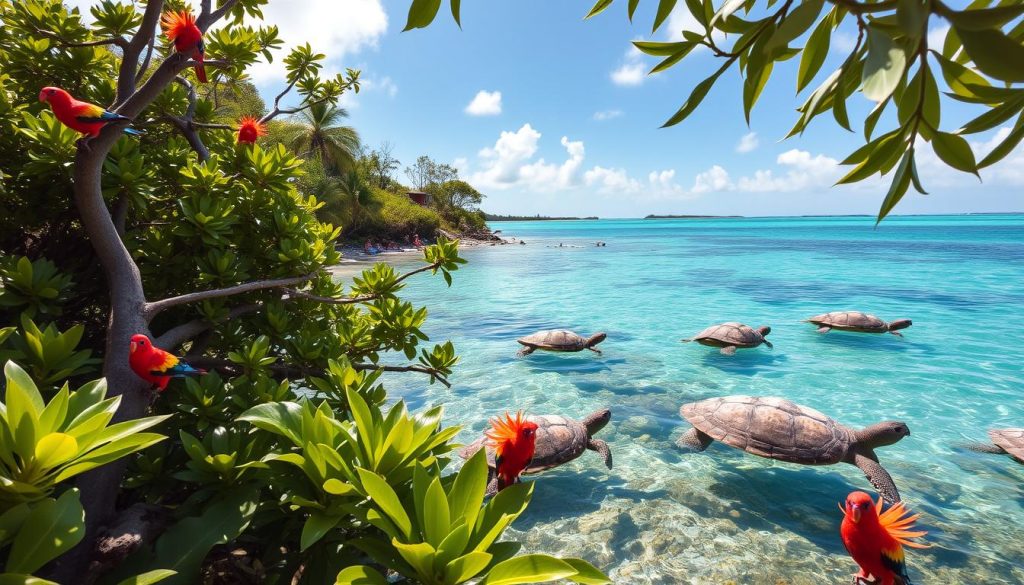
[70,0,1022,217]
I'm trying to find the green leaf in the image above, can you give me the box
[932,51,990,99]
[404,0,442,31]
[956,26,1024,82]
[392,540,436,578]
[586,0,614,19]
[444,551,493,584]
[876,149,915,224]
[335,566,388,585]
[766,0,824,52]
[710,0,745,28]
[451,0,462,27]
[946,5,1024,31]
[33,432,78,469]
[633,41,691,56]
[0,575,59,585]
[448,450,487,528]
[653,0,679,33]
[323,478,357,495]
[301,511,343,551]
[238,402,303,446]
[483,554,578,585]
[7,490,85,574]
[798,9,833,93]
[115,570,178,585]
[862,27,907,102]
[423,476,451,547]
[896,0,926,37]
[931,131,980,176]
[357,468,413,539]
[628,0,640,22]
[864,98,889,140]
[978,121,1024,168]
[563,558,612,584]
[662,63,728,127]
[0,504,31,544]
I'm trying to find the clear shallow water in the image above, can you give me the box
[355,215,1024,583]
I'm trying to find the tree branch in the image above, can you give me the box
[34,28,128,48]
[284,261,440,304]
[187,357,452,388]
[144,273,317,321]
[135,33,156,84]
[198,0,241,30]
[116,0,165,105]
[155,303,263,350]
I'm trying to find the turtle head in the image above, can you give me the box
[583,408,611,434]
[757,325,771,337]
[586,332,607,347]
[887,319,912,331]
[857,421,911,448]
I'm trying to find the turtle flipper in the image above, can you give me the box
[720,345,737,356]
[817,326,832,334]
[485,476,500,497]
[762,339,773,350]
[889,330,904,338]
[676,428,713,452]
[587,439,613,469]
[516,346,535,357]
[587,346,602,355]
[960,442,1006,455]
[853,452,901,504]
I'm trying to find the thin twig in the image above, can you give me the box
[144,272,317,320]
[136,32,156,83]
[282,261,440,305]
[34,28,128,48]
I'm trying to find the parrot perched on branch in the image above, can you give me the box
[161,10,207,83]
[236,116,267,145]
[129,334,205,392]
[840,491,930,585]
[38,87,141,141]
[485,411,538,493]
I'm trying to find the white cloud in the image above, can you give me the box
[928,25,950,51]
[364,75,398,98]
[610,46,646,86]
[465,90,503,116]
[593,109,623,121]
[692,165,733,193]
[735,132,759,154]
[736,149,841,192]
[248,0,388,84]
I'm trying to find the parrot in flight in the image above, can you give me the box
[38,87,141,143]
[129,334,205,392]
[236,116,267,145]
[840,491,930,585]
[485,411,538,493]
[161,9,207,83]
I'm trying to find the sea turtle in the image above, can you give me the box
[677,396,910,503]
[805,311,912,337]
[963,429,1024,464]
[516,330,606,357]
[682,322,772,355]
[459,409,613,478]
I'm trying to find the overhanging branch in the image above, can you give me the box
[155,303,263,350]
[144,273,317,321]
[187,357,452,388]
[284,261,440,305]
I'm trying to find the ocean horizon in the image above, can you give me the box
[371,214,1024,584]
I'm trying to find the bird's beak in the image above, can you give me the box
[849,503,862,524]
[129,341,136,354]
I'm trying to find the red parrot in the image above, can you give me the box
[128,334,205,392]
[236,116,267,145]
[38,87,141,140]
[485,411,538,492]
[161,10,207,83]
[840,491,930,585]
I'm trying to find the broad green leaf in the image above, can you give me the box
[956,26,1024,82]
[444,551,493,584]
[115,570,178,585]
[586,0,614,19]
[357,468,413,539]
[710,0,745,28]
[448,450,487,528]
[946,5,1024,31]
[482,554,578,585]
[837,132,904,184]
[238,402,303,446]
[563,558,612,584]
[33,432,78,468]
[766,0,824,52]
[0,504,30,544]
[300,511,342,551]
[958,96,1024,134]
[392,540,436,578]
[876,149,915,224]
[932,51,990,99]
[423,476,451,547]
[7,490,85,574]
[662,63,728,127]
[653,0,679,33]
[0,575,59,585]
[978,121,1024,168]
[628,0,640,22]
[798,9,833,92]
[335,566,388,585]
[451,0,462,27]
[862,27,907,102]
[931,131,979,176]
[633,41,691,56]
[323,478,357,495]
[36,386,68,435]
[864,98,889,140]
[436,521,471,567]
[404,0,442,31]
[896,0,926,37]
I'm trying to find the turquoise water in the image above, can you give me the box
[356,215,1024,583]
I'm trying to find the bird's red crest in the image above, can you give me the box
[236,116,267,144]
[840,491,931,549]
[161,10,198,42]
[485,411,538,447]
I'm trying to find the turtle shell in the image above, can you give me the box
[988,428,1024,464]
[517,330,586,351]
[807,311,887,332]
[458,414,589,473]
[689,322,766,348]
[679,395,854,465]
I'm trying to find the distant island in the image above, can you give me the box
[644,214,743,219]
[485,213,599,221]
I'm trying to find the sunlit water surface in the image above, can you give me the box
[341,215,1024,584]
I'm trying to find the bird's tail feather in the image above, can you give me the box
[122,127,143,136]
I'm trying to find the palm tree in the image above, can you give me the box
[337,171,375,233]
[281,102,361,173]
